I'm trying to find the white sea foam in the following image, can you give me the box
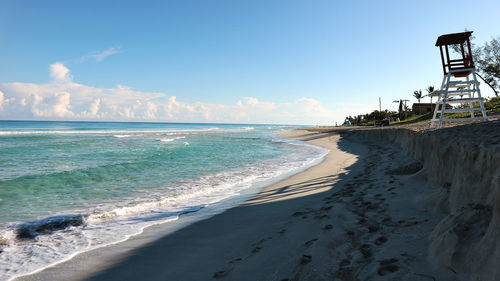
[0,137,328,281]
[0,126,263,136]
[0,128,226,136]
[159,136,186,142]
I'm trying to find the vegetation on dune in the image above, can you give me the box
[344,97,499,126]
[485,96,500,112]
[390,113,433,125]
[446,97,500,118]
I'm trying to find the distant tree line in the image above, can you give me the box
[345,109,399,125]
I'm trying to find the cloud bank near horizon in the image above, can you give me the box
[0,63,345,125]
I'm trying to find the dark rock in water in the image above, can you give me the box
[15,214,85,240]
[16,228,36,239]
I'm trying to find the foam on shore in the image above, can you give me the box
[0,135,327,281]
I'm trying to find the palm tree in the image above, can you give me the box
[413,90,423,103]
[426,85,435,103]
[393,99,403,120]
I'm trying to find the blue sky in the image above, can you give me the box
[0,0,499,124]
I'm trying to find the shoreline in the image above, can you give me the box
[4,126,324,281]
[17,129,449,280]
[14,129,338,281]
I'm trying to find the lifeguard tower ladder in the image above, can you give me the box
[430,31,488,128]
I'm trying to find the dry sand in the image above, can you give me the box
[17,130,453,281]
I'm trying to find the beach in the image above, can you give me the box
[16,127,467,281]
[3,2,500,280]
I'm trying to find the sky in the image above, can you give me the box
[0,0,499,125]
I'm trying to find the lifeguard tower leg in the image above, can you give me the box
[471,71,488,120]
[438,73,452,128]
[466,75,474,118]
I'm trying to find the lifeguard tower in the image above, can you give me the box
[430,31,488,128]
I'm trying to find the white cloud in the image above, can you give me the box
[50,62,72,82]
[89,98,101,115]
[80,98,101,118]
[295,97,335,118]
[0,63,343,125]
[31,92,74,118]
[0,90,16,111]
[81,47,121,62]
[241,97,276,110]
[245,97,259,105]
[0,91,4,110]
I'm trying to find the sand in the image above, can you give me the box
[328,119,500,281]
[17,130,452,281]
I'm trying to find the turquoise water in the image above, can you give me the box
[0,121,327,280]
[0,122,288,223]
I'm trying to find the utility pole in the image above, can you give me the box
[403,99,410,109]
[379,97,381,112]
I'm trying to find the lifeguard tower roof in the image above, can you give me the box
[435,31,473,46]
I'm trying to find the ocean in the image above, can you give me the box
[0,121,327,280]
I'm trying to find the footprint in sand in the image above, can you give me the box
[213,270,228,278]
[304,238,318,246]
[368,225,381,233]
[377,258,399,276]
[375,236,388,245]
[339,258,351,267]
[252,246,262,253]
[359,244,372,258]
[320,205,333,211]
[323,224,333,230]
[300,255,312,264]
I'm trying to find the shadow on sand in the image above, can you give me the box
[79,133,373,281]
